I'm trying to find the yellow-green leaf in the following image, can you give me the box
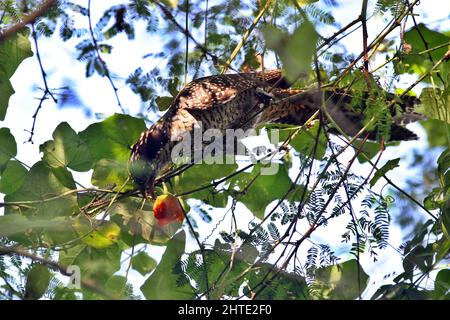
[74,219,121,249]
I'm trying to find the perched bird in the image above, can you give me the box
[128,69,424,198]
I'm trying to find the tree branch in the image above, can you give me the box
[0,245,121,299]
[0,0,57,42]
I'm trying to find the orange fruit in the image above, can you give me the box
[153,194,184,227]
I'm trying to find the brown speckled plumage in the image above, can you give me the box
[129,69,423,195]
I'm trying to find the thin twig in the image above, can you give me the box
[149,0,219,64]
[318,16,362,52]
[408,0,445,84]
[400,50,450,99]
[330,0,421,86]
[87,0,125,114]
[332,133,438,221]
[252,136,368,299]
[360,0,371,90]
[181,203,210,300]
[221,0,272,74]
[26,22,57,143]
[184,0,189,86]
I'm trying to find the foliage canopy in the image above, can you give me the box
[0,0,448,300]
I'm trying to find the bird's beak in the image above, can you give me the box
[141,179,157,200]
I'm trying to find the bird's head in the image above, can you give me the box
[129,124,169,199]
[128,157,157,199]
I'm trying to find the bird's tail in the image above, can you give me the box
[266,88,424,141]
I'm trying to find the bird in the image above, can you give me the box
[128,69,424,198]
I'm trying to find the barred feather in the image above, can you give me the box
[129,70,423,192]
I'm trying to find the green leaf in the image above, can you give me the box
[370,158,401,187]
[395,24,450,85]
[0,127,17,172]
[0,29,33,120]
[0,160,27,194]
[131,252,157,276]
[113,198,182,245]
[173,162,237,207]
[193,249,232,297]
[185,244,250,298]
[104,275,133,299]
[403,244,435,276]
[24,264,52,300]
[238,242,259,264]
[53,287,78,300]
[156,96,173,111]
[289,123,327,159]
[168,77,180,96]
[79,114,146,190]
[0,214,68,237]
[73,218,121,249]
[40,122,93,171]
[420,119,450,147]
[52,166,77,190]
[435,235,450,262]
[418,88,450,124]
[79,114,146,162]
[423,187,443,211]
[186,248,249,300]
[437,149,450,239]
[246,263,310,299]
[443,203,450,241]
[4,161,78,219]
[352,139,399,163]
[433,269,450,299]
[437,148,450,177]
[42,217,78,246]
[266,121,327,159]
[354,140,383,163]
[263,21,318,83]
[229,163,292,219]
[313,259,369,299]
[91,158,130,189]
[59,244,122,284]
[140,230,195,299]
[371,283,431,300]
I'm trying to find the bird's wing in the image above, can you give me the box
[262,88,423,141]
[175,70,283,110]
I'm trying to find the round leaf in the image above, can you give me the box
[24,264,52,300]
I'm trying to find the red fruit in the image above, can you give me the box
[153,194,184,227]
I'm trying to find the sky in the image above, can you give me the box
[1,0,449,299]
